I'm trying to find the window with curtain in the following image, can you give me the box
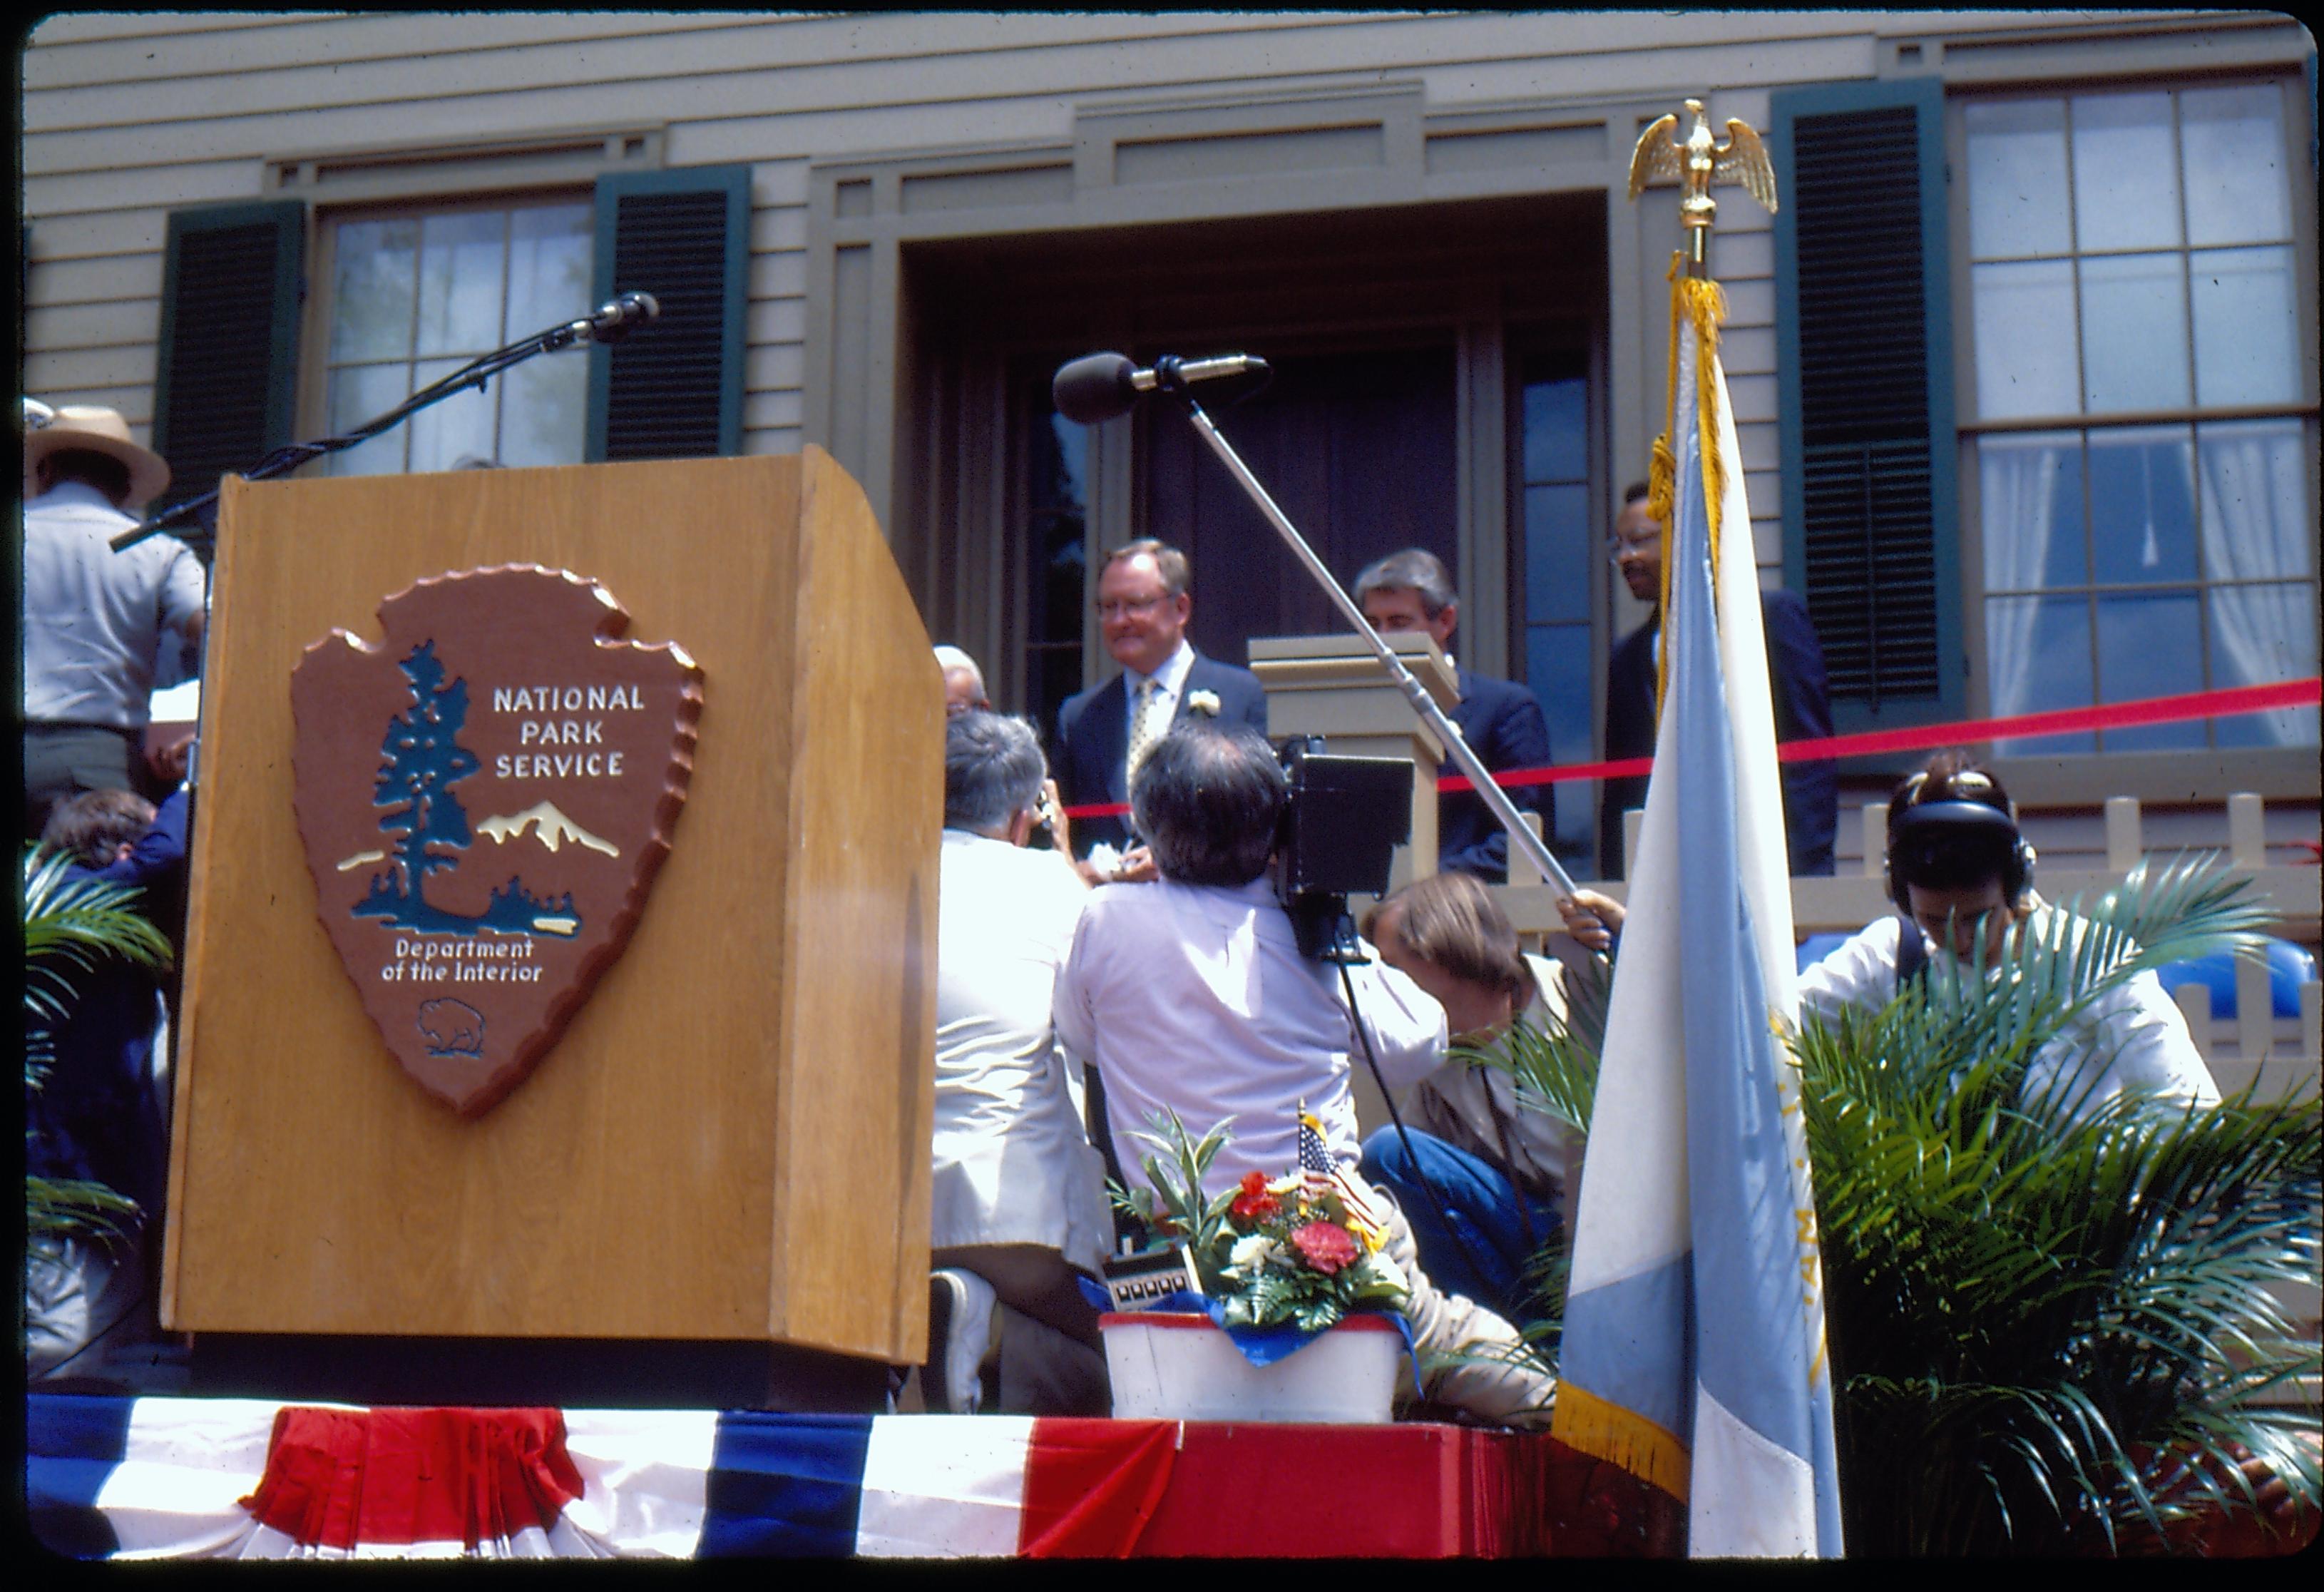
[319,198,594,474]
[1964,81,2318,752]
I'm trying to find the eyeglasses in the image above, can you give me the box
[1095,595,1168,620]
[1605,533,1659,566]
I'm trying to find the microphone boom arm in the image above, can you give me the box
[1165,388,1580,899]
[109,306,613,553]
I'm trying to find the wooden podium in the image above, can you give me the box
[163,449,941,1408]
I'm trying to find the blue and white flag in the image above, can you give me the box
[1550,277,1843,1557]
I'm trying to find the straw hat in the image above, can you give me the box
[25,404,172,506]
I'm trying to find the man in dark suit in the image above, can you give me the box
[1055,539,1269,882]
[1599,481,1838,879]
[1353,548,1553,884]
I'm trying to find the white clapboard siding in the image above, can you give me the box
[9,10,2211,462]
[24,252,165,307]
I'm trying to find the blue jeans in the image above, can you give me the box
[1359,1126,1560,1329]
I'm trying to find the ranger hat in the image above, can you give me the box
[25,404,171,507]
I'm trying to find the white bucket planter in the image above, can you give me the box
[1100,1311,1400,1424]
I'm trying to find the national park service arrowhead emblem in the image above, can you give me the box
[291,566,703,1116]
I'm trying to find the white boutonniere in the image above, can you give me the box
[1187,689,1222,717]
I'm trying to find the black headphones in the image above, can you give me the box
[1884,773,2037,914]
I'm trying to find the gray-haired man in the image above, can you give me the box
[926,710,1108,1413]
[1353,548,1554,883]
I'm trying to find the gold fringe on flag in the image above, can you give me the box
[1549,1379,1693,1502]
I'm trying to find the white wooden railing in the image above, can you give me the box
[1493,791,2321,1096]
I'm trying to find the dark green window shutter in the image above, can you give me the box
[588,165,749,461]
[1771,78,1961,732]
[151,200,305,520]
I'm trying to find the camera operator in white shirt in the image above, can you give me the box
[1054,723,1556,1425]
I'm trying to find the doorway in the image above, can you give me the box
[906,191,1608,759]
[1135,342,1458,664]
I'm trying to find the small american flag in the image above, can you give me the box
[1296,1102,1388,1247]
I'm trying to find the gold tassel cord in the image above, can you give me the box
[1644,434,1677,536]
[1647,260,1732,720]
[1647,433,1676,721]
[1646,254,1681,535]
[1679,275,1730,585]
[1647,252,1681,720]
[1645,434,1677,718]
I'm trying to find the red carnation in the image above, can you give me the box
[1290,1220,1359,1275]
[1230,1170,1281,1223]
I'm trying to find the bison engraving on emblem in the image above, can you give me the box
[417,998,486,1058]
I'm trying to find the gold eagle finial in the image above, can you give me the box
[1629,98,1779,271]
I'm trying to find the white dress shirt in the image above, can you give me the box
[1797,908,2220,1127]
[23,481,206,728]
[1054,874,1446,1193]
[932,830,1110,1271]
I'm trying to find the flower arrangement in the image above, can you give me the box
[1109,1110,1408,1334]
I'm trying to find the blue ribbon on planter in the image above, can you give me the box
[1078,1278,1421,1384]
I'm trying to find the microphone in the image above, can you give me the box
[569,291,660,345]
[1052,351,1269,424]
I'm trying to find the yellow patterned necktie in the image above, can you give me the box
[1125,675,1169,791]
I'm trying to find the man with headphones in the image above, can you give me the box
[1565,751,2218,1126]
[1796,751,2218,1126]
[1871,752,2044,976]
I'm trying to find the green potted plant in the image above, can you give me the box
[1491,859,2320,1555]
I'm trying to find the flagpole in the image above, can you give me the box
[1550,98,1842,1559]
[1164,385,1581,899]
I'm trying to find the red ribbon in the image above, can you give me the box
[1060,678,2320,818]
[240,1405,583,1553]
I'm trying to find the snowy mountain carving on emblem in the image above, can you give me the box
[474,800,620,859]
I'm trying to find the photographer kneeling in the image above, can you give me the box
[1054,723,1555,1425]
[927,711,1109,1414]
[1359,870,1619,1328]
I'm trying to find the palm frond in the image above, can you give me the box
[1467,950,1611,1139]
[23,842,173,1241]
[23,845,173,1024]
[1501,859,2320,1553]
[26,1174,140,1242]
[1798,867,2322,1552]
